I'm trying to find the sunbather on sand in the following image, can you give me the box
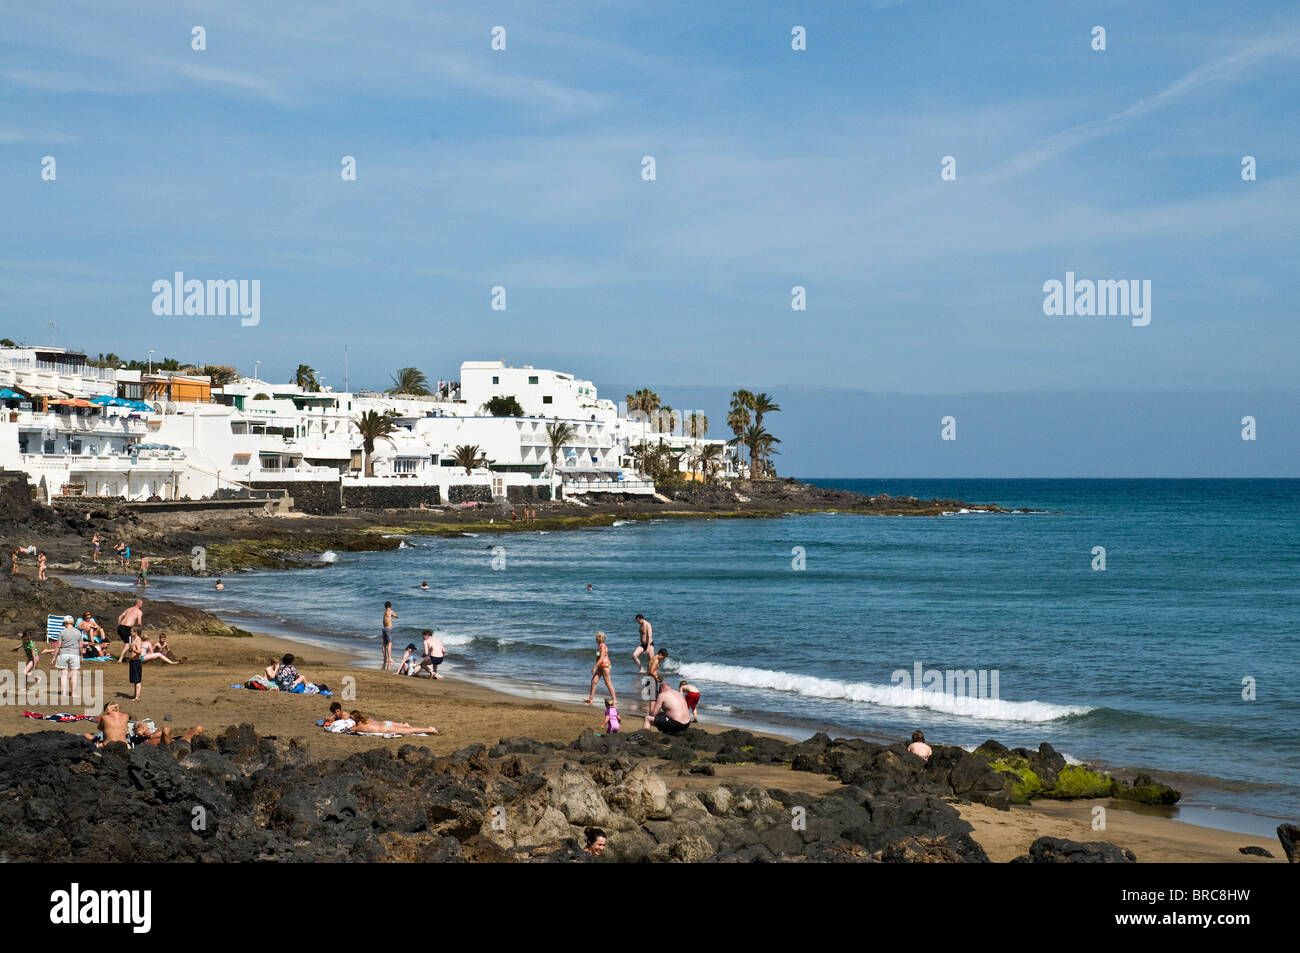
[83,703,203,747]
[140,637,181,664]
[348,710,438,735]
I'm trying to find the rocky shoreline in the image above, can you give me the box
[4,722,1293,863]
[2,476,1034,576]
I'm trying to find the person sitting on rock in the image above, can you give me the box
[643,680,691,735]
[907,730,932,761]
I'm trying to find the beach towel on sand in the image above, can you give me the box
[239,676,332,696]
[23,711,98,723]
[347,730,433,738]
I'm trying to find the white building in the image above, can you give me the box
[0,349,734,504]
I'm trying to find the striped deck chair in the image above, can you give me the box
[45,614,65,643]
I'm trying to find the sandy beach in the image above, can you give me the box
[3,620,1283,863]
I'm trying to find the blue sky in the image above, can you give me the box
[2,2,1298,472]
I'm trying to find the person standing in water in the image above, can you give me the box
[381,601,398,670]
[584,631,616,706]
[631,614,653,673]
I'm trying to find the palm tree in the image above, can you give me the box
[625,388,660,455]
[203,365,238,387]
[750,392,781,428]
[685,412,709,439]
[482,395,525,417]
[744,424,781,478]
[726,400,751,471]
[686,445,708,482]
[353,409,400,477]
[700,443,725,483]
[295,364,319,392]
[388,367,430,396]
[545,420,577,497]
[656,404,675,435]
[452,444,488,475]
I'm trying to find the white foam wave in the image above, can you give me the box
[320,550,337,563]
[434,631,474,646]
[611,520,632,527]
[674,662,1092,723]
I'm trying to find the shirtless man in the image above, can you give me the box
[349,711,438,735]
[643,680,692,735]
[647,647,667,683]
[380,601,398,671]
[418,629,446,679]
[96,703,131,745]
[76,611,106,645]
[907,730,932,761]
[136,556,150,587]
[88,706,203,747]
[116,599,143,660]
[632,613,653,673]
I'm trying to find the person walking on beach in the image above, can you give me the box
[92,532,101,564]
[584,632,616,705]
[136,556,149,587]
[117,599,143,660]
[907,730,932,761]
[36,551,47,582]
[53,615,83,703]
[632,614,653,673]
[381,601,398,670]
[18,630,39,682]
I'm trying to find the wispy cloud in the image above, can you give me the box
[995,31,1300,180]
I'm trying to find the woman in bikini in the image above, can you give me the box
[583,631,616,706]
[139,637,181,664]
[348,711,438,735]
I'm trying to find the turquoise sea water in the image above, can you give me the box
[84,479,1300,825]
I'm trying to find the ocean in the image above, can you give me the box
[82,478,1300,829]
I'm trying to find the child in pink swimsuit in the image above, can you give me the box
[602,699,620,734]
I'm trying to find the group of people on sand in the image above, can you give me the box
[509,507,538,522]
[583,613,702,738]
[322,700,438,736]
[379,601,448,677]
[10,545,48,581]
[82,703,203,749]
[16,598,182,703]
